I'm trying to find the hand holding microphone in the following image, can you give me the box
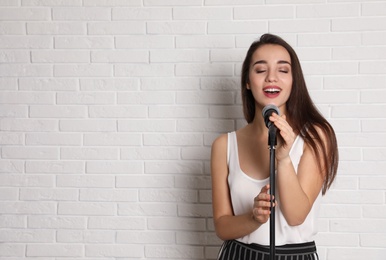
[262,104,296,161]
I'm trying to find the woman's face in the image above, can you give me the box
[247,44,293,113]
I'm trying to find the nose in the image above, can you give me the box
[265,70,277,83]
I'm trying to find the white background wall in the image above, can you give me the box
[0,0,386,259]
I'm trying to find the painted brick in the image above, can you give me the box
[83,133,141,146]
[145,161,203,174]
[176,91,234,105]
[54,64,113,77]
[2,147,59,159]
[332,17,386,32]
[362,31,386,45]
[53,7,111,21]
[176,35,234,49]
[89,105,147,118]
[57,230,115,243]
[58,202,115,216]
[118,91,174,104]
[85,244,144,258]
[29,106,87,118]
[27,22,86,35]
[143,133,202,146]
[296,3,360,18]
[0,105,28,118]
[0,36,52,48]
[26,244,83,257]
[60,147,119,160]
[149,105,208,118]
[115,64,174,77]
[150,49,209,63]
[121,147,180,160]
[173,7,232,20]
[86,161,143,174]
[80,78,139,91]
[117,203,176,216]
[88,216,146,229]
[175,63,233,76]
[0,160,24,174]
[147,21,206,34]
[0,244,25,257]
[26,161,84,173]
[31,50,90,63]
[140,189,198,203]
[88,21,145,34]
[28,216,86,229]
[145,245,204,259]
[270,19,330,33]
[0,22,25,34]
[141,77,200,90]
[113,7,172,20]
[116,231,175,244]
[0,50,30,63]
[55,36,113,49]
[59,119,117,132]
[234,6,294,19]
[0,64,52,77]
[147,217,206,231]
[83,0,141,6]
[79,188,138,202]
[116,175,174,188]
[56,175,115,188]
[91,50,148,63]
[145,0,201,6]
[0,230,55,243]
[208,21,267,34]
[118,119,176,132]
[20,188,78,201]
[0,201,56,214]
[0,8,51,20]
[115,35,174,49]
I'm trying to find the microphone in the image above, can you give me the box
[262,104,280,128]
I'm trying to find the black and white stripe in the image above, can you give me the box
[217,240,319,260]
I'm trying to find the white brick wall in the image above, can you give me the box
[0,1,385,259]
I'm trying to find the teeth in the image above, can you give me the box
[264,88,280,93]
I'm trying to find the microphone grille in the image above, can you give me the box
[262,104,280,117]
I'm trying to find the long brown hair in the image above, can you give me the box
[241,33,338,194]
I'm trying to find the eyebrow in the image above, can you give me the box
[252,60,291,66]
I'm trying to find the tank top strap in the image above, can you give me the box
[227,131,238,170]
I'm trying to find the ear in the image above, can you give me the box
[246,83,250,90]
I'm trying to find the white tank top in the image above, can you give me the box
[227,131,321,245]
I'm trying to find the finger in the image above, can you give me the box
[255,207,270,216]
[256,193,274,205]
[260,184,270,194]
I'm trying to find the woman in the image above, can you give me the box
[211,34,338,259]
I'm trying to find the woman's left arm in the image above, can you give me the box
[270,113,325,226]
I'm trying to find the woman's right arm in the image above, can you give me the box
[211,134,272,241]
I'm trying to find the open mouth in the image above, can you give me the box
[264,88,281,94]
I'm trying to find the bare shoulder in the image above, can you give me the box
[212,133,228,151]
[211,133,229,177]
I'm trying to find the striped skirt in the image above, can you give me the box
[217,240,319,260]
